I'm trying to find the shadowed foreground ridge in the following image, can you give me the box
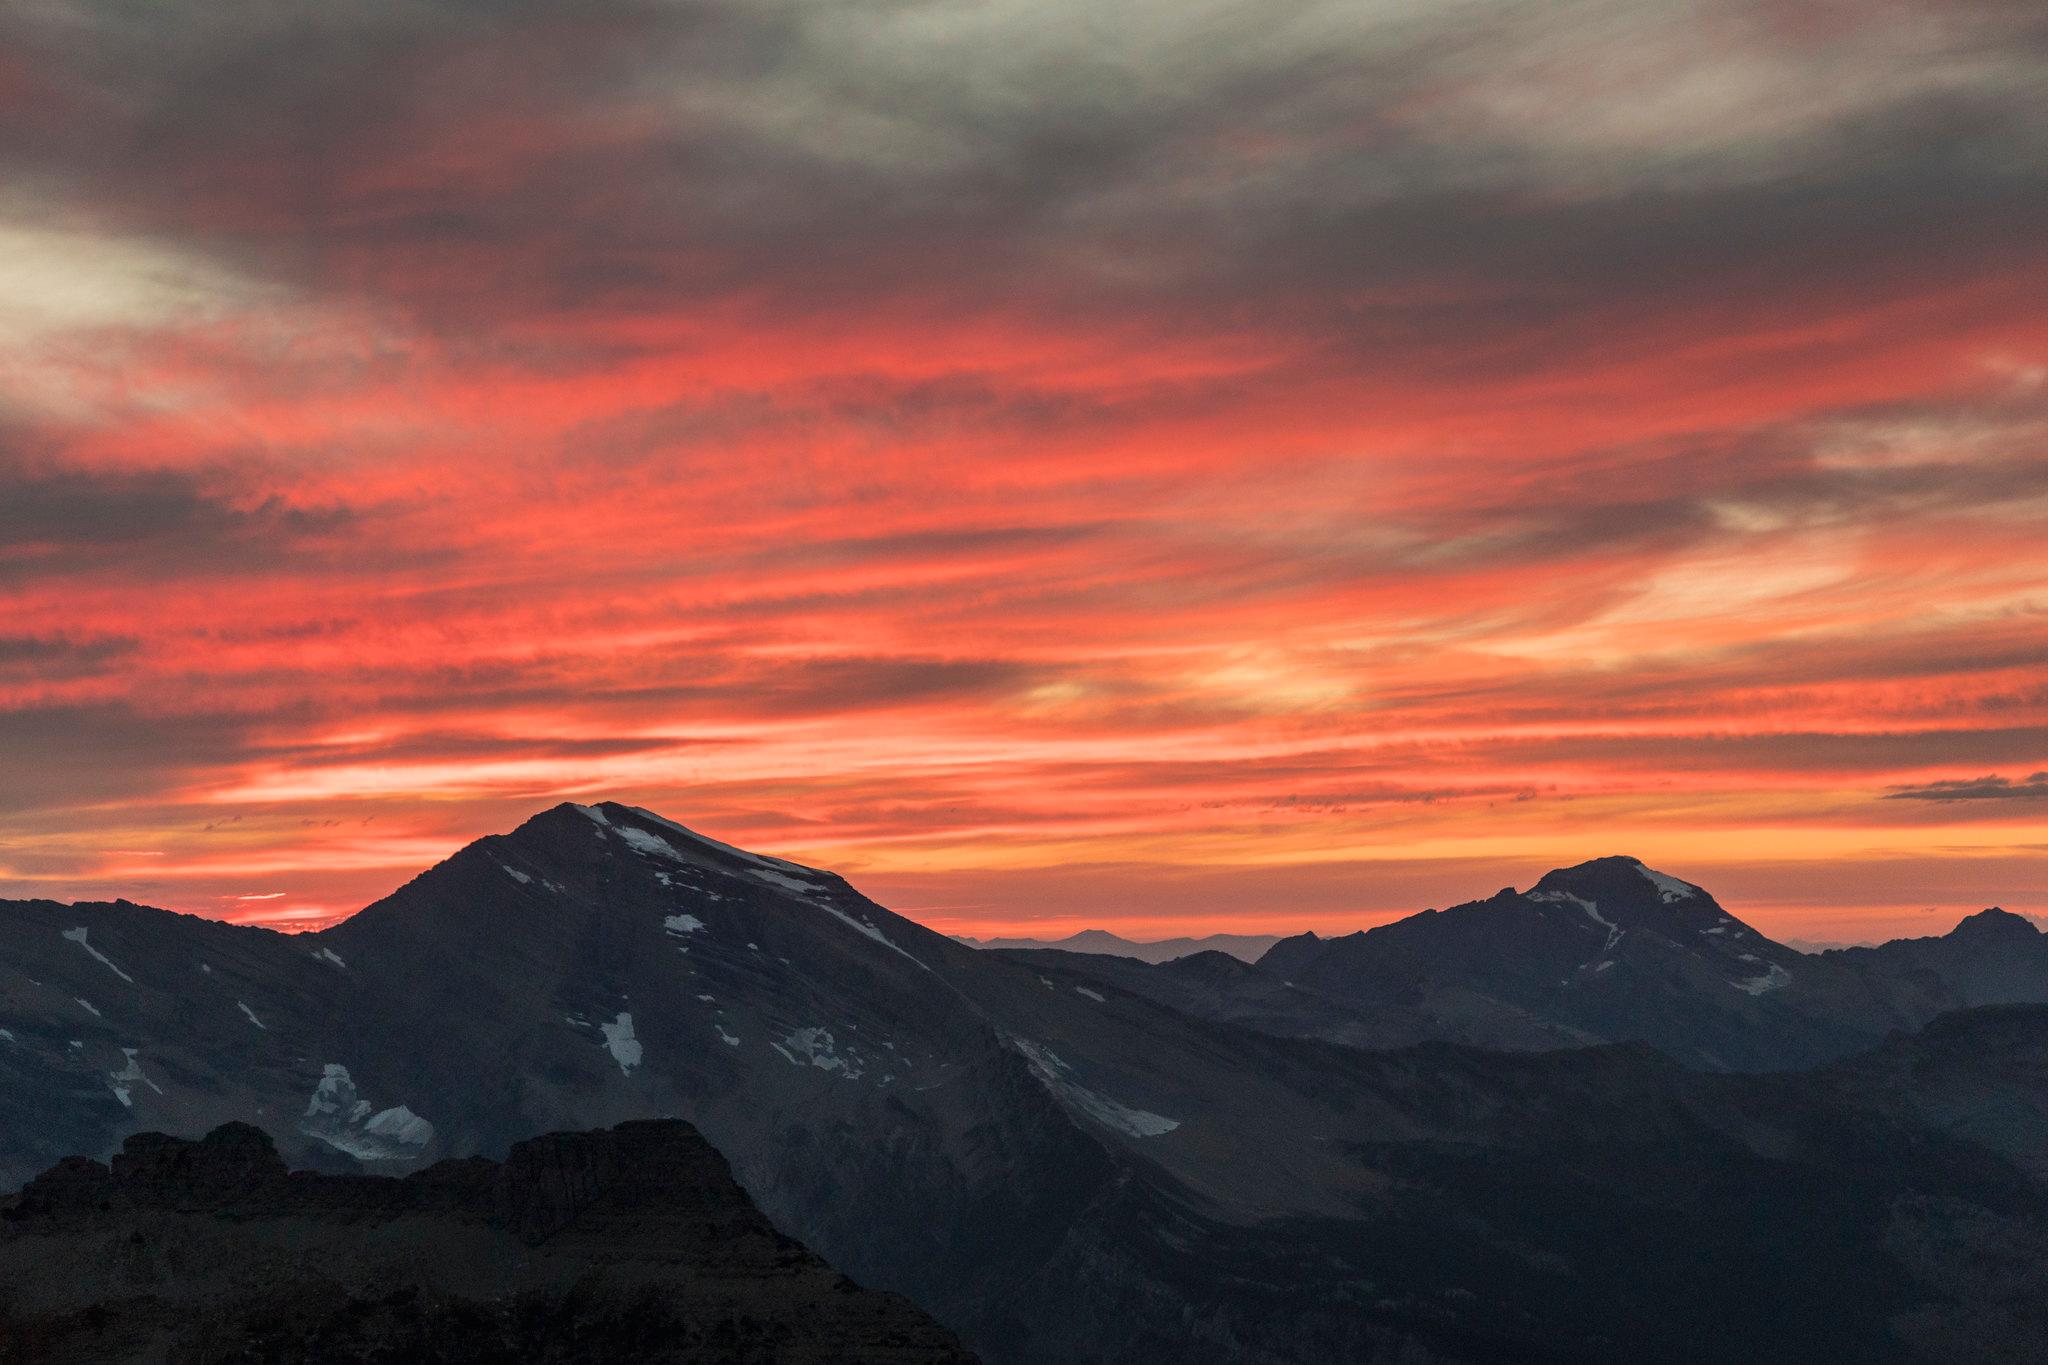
[0,1119,974,1364]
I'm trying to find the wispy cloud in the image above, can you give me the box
[1887,773,2048,802]
[0,0,2043,937]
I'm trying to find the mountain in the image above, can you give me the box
[956,930,1281,964]
[1252,855,2048,1070]
[0,1118,973,1363]
[8,809,2048,1362]
[6,801,1419,1359]
[1821,908,2048,1008]
[998,943,1602,1054]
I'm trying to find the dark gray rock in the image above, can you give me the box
[0,1119,975,1363]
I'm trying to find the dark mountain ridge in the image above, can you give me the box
[1239,854,2045,1069]
[0,1118,973,1363]
[1818,908,2048,1008]
[956,929,1282,963]
[7,806,2048,1362]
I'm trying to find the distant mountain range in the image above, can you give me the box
[6,805,2048,1362]
[954,928,1281,963]
[1003,856,2048,1071]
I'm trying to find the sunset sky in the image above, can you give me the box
[2,0,2045,942]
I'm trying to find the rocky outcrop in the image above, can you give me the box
[0,1120,975,1364]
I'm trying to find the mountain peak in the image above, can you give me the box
[1527,856,1710,916]
[1534,855,1701,893]
[337,798,950,983]
[1948,906,2041,943]
[509,801,831,883]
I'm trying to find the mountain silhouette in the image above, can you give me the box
[7,804,2048,1362]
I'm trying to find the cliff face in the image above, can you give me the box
[0,1119,976,1365]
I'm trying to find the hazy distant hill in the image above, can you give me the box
[8,805,2048,1362]
[954,928,1281,963]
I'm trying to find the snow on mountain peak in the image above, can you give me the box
[615,825,686,862]
[556,802,933,973]
[1627,859,1703,904]
[618,804,820,875]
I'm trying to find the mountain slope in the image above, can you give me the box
[8,810,2048,1362]
[0,895,365,1183]
[0,1118,974,1363]
[313,802,1137,1352]
[999,943,1601,1054]
[1822,908,2048,1010]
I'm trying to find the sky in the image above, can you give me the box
[1,0,2045,943]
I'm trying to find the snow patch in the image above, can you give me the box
[306,1064,371,1123]
[301,1064,436,1160]
[750,867,821,895]
[1014,1040,1179,1139]
[771,1026,861,1078]
[62,927,134,984]
[717,1026,740,1047]
[501,864,531,884]
[0,1029,12,1043]
[1074,987,1106,1002]
[75,997,100,1017]
[1630,859,1703,904]
[312,947,346,970]
[664,913,706,937]
[1580,900,1622,952]
[238,1002,266,1029]
[363,1105,434,1149]
[617,825,686,862]
[823,902,926,967]
[574,803,610,826]
[600,1012,642,1074]
[1733,963,1793,995]
[1535,890,1622,951]
[107,1048,162,1109]
[755,883,932,972]
[625,806,817,874]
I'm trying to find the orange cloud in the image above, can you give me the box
[1,0,2044,943]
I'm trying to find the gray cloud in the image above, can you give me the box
[1886,772,2048,802]
[2,0,2039,358]
[0,449,371,583]
[0,634,135,666]
[0,703,261,814]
